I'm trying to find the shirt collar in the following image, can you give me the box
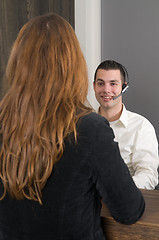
[118,104,128,128]
[98,104,128,128]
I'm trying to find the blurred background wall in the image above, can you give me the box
[101,0,159,140]
[0,0,74,98]
[75,0,159,141]
[1,0,159,140]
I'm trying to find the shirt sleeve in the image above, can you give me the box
[91,117,145,225]
[132,119,159,189]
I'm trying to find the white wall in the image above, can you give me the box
[75,0,101,110]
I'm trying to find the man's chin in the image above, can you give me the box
[101,103,112,109]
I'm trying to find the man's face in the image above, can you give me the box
[93,69,123,111]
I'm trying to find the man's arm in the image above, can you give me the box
[132,120,159,189]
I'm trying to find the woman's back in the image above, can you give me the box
[0,112,144,240]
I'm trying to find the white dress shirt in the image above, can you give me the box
[110,105,159,189]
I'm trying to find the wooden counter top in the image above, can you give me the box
[101,189,159,240]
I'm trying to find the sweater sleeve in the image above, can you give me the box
[91,116,145,224]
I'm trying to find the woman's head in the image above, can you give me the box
[0,13,91,204]
[7,13,88,109]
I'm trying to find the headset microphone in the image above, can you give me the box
[113,84,129,100]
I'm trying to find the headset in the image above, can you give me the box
[113,63,129,100]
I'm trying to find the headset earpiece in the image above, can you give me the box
[122,82,127,90]
[112,61,129,100]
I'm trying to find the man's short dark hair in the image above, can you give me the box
[94,60,128,84]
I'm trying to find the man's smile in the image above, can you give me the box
[101,96,113,101]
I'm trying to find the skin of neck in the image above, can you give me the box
[99,102,123,122]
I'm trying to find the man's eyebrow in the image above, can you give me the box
[110,79,119,82]
[96,79,119,82]
[96,79,104,82]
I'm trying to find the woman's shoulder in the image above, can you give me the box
[80,112,108,125]
[77,112,110,136]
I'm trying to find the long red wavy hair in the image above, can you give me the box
[0,13,91,204]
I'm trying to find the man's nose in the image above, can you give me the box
[103,84,111,93]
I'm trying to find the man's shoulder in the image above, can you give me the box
[127,109,146,119]
[126,109,153,127]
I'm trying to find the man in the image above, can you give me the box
[93,60,159,189]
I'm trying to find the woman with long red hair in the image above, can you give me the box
[0,13,144,240]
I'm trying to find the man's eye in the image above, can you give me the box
[111,83,117,86]
[97,82,104,86]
